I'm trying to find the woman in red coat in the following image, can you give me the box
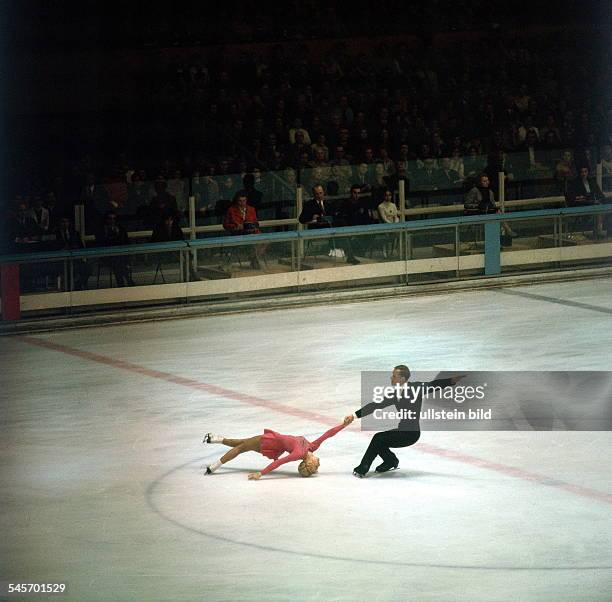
[223,191,267,268]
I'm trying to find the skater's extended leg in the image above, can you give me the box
[205,436,262,474]
[222,437,249,447]
[220,436,262,462]
[354,430,420,477]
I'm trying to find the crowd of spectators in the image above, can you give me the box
[6,20,612,257]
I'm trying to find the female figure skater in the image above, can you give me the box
[203,415,354,480]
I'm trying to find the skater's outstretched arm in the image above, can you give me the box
[352,396,397,420]
[427,374,466,389]
[309,416,353,452]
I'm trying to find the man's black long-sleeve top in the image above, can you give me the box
[355,378,453,432]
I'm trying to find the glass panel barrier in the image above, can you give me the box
[191,236,298,283]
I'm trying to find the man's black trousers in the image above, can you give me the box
[359,429,421,469]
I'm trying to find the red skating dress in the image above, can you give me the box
[258,423,346,475]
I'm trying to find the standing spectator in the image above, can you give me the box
[336,184,372,264]
[167,169,188,211]
[241,173,263,210]
[148,178,178,228]
[80,173,109,229]
[150,210,200,281]
[54,216,90,290]
[95,211,135,287]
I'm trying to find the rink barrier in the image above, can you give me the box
[1,204,611,317]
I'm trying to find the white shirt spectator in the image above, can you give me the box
[378,199,400,223]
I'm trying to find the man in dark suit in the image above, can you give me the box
[565,166,605,206]
[565,166,607,238]
[95,211,134,286]
[299,184,331,229]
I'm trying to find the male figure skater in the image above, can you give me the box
[348,365,464,477]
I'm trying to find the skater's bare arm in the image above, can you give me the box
[258,450,302,477]
[309,417,353,451]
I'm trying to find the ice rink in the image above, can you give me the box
[2,277,612,601]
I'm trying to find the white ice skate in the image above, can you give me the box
[203,433,223,444]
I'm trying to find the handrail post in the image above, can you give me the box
[596,161,603,190]
[296,186,304,261]
[498,171,505,213]
[399,179,406,263]
[189,195,197,272]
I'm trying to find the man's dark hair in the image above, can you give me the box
[394,365,410,381]
[350,184,361,193]
[242,173,255,187]
[232,191,248,204]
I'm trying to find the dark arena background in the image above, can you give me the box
[1,2,611,601]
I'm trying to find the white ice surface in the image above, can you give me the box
[1,278,611,601]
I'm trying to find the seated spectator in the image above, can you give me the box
[435,157,462,189]
[378,147,396,176]
[515,130,549,178]
[354,163,373,191]
[223,192,266,269]
[601,145,612,192]
[555,150,577,184]
[128,171,151,216]
[377,189,400,223]
[463,147,486,179]
[450,148,465,181]
[95,211,135,286]
[338,185,373,227]
[54,216,90,290]
[464,173,497,215]
[565,166,605,207]
[10,200,41,249]
[464,174,515,237]
[311,134,329,162]
[298,184,331,229]
[539,113,562,145]
[288,118,312,145]
[565,166,606,238]
[30,196,50,234]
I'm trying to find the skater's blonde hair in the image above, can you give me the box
[298,452,320,477]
